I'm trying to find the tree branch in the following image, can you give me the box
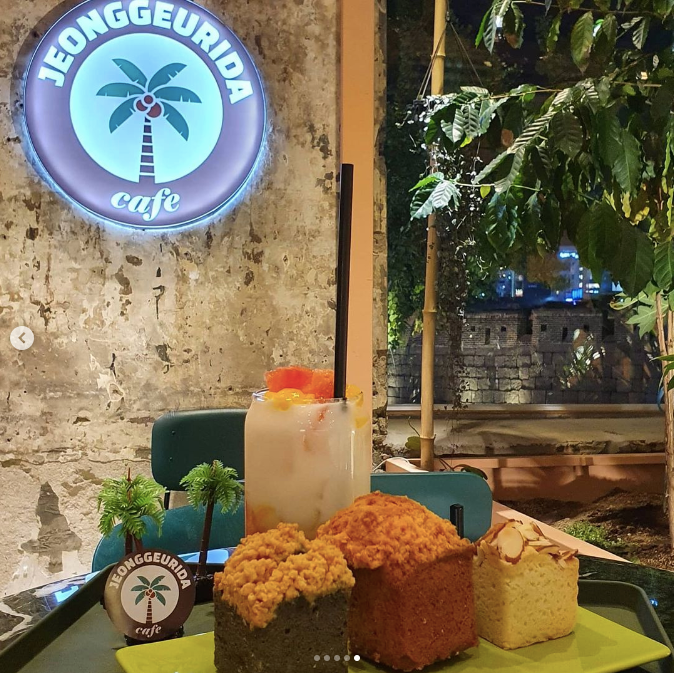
[513,1,658,17]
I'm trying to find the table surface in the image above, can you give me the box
[1,556,673,657]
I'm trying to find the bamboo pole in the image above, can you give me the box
[420,0,447,472]
[655,294,674,550]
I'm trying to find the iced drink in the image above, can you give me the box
[245,367,370,538]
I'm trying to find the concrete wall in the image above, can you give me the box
[0,0,343,596]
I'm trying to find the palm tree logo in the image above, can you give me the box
[131,574,171,625]
[97,59,201,182]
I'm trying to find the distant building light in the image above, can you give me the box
[515,289,524,297]
[559,251,579,259]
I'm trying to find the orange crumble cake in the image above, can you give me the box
[213,523,354,673]
[473,519,579,649]
[318,492,478,671]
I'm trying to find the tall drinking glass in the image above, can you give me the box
[245,391,370,538]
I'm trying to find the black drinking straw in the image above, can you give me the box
[334,163,354,399]
[450,504,465,539]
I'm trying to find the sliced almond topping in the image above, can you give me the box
[496,526,525,563]
[557,557,568,569]
[475,544,485,566]
[519,525,539,541]
[482,522,507,544]
[539,546,559,555]
[529,539,552,547]
[531,522,544,536]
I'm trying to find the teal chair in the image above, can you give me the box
[92,409,247,571]
[151,409,246,491]
[92,408,492,569]
[371,471,492,542]
[91,504,244,571]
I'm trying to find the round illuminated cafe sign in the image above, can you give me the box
[104,549,196,641]
[24,0,266,229]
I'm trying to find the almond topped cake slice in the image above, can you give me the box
[473,519,579,650]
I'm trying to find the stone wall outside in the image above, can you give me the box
[388,307,659,405]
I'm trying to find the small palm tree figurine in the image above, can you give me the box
[97,469,166,556]
[180,461,243,579]
[131,575,171,625]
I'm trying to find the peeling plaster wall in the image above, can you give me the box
[0,0,341,596]
[373,0,388,444]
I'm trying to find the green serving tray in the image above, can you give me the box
[1,577,672,673]
[115,607,670,673]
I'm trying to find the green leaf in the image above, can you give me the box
[480,185,492,198]
[654,0,674,15]
[155,592,166,606]
[632,17,650,49]
[503,4,524,49]
[150,575,166,588]
[405,435,421,457]
[614,131,641,196]
[475,8,491,47]
[570,12,594,72]
[454,464,489,480]
[542,195,562,249]
[131,585,147,592]
[546,14,562,53]
[108,98,136,133]
[410,173,443,192]
[148,63,186,92]
[484,9,498,52]
[475,151,510,185]
[425,107,453,145]
[613,224,655,296]
[552,111,583,158]
[484,0,512,52]
[410,188,435,220]
[651,82,674,120]
[113,59,147,87]
[135,593,145,605]
[589,203,620,278]
[485,192,518,252]
[575,202,620,280]
[626,303,657,336]
[494,148,525,193]
[154,86,202,103]
[522,193,543,247]
[162,102,189,140]
[654,242,674,290]
[576,210,595,274]
[592,15,617,65]
[97,82,144,98]
[430,180,460,210]
[598,110,641,194]
[451,107,467,144]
